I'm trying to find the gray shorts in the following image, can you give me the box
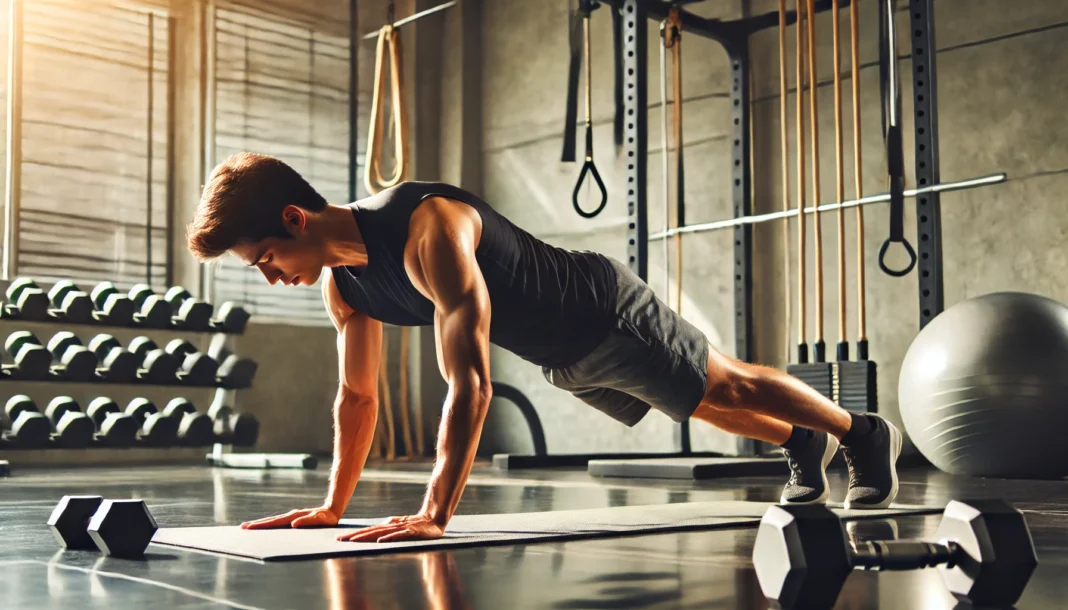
[542,258,710,426]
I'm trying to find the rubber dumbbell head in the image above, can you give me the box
[87,499,158,558]
[90,282,136,326]
[86,397,138,448]
[87,334,138,383]
[208,343,257,388]
[165,339,218,385]
[129,337,179,384]
[230,413,260,447]
[165,286,213,331]
[47,332,97,382]
[753,504,853,609]
[3,395,49,448]
[6,278,49,320]
[128,284,171,329]
[125,398,178,447]
[4,331,51,380]
[214,301,250,333]
[48,495,104,551]
[163,398,213,446]
[45,397,95,449]
[48,280,93,324]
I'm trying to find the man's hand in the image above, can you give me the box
[240,507,340,530]
[337,513,445,543]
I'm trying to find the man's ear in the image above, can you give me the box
[281,205,308,235]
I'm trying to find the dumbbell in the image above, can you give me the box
[1,395,51,448]
[46,332,98,382]
[208,402,260,446]
[89,282,136,326]
[85,397,139,448]
[47,495,158,558]
[4,277,50,320]
[164,286,214,331]
[47,280,94,324]
[128,284,172,329]
[165,339,219,385]
[43,397,95,449]
[3,331,51,380]
[213,302,250,333]
[125,397,179,447]
[128,337,180,384]
[86,334,139,383]
[207,342,257,388]
[161,398,213,446]
[752,500,1039,609]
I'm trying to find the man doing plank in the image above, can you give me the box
[186,153,901,543]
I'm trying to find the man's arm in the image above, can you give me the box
[340,197,492,542]
[241,272,382,529]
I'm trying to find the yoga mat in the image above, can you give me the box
[151,500,942,561]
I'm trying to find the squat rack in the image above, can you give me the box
[596,0,945,456]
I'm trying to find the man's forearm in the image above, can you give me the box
[420,380,491,526]
[324,390,378,517]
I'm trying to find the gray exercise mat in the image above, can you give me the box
[151,500,942,561]
[588,457,789,480]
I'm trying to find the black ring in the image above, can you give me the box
[878,238,917,277]
[572,159,608,218]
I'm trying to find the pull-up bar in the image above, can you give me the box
[362,1,456,40]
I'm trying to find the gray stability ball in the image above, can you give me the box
[899,291,1068,479]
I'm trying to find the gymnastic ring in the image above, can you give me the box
[572,158,608,218]
[877,237,917,277]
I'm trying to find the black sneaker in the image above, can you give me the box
[841,415,903,510]
[780,430,840,505]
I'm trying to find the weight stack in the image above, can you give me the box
[836,360,878,414]
[786,363,834,402]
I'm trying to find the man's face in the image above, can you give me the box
[231,207,324,287]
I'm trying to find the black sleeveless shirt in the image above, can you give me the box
[330,182,618,368]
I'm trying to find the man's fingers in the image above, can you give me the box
[377,528,414,543]
[291,512,330,528]
[240,510,304,530]
[338,524,401,542]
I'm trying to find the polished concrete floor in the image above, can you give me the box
[1,459,1066,609]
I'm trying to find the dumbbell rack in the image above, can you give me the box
[0,279,261,467]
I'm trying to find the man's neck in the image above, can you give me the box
[320,203,369,268]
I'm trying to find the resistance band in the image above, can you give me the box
[852,0,868,358]
[666,7,684,315]
[833,0,847,361]
[564,0,608,219]
[795,0,808,364]
[805,0,825,364]
[778,0,791,364]
[877,0,916,277]
[660,21,671,300]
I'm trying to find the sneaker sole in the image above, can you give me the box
[844,422,902,510]
[780,433,840,505]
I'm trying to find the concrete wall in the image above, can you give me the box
[474,0,1068,457]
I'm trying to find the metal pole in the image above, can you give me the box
[4,0,23,281]
[146,13,154,286]
[165,16,177,288]
[623,0,648,281]
[911,0,943,327]
[349,0,358,202]
[201,1,217,302]
[361,1,456,39]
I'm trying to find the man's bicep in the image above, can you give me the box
[337,309,382,397]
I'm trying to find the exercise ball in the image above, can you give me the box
[899,292,1068,479]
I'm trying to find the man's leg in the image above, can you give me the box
[693,347,901,509]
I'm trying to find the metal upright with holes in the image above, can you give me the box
[911,0,943,327]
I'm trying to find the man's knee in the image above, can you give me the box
[702,357,761,409]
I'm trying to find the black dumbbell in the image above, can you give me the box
[165,339,219,385]
[85,397,139,448]
[212,301,250,333]
[752,500,1039,609]
[4,278,50,320]
[2,395,50,448]
[162,398,213,446]
[43,397,95,449]
[90,282,136,327]
[46,332,98,382]
[3,331,51,380]
[128,337,180,384]
[128,284,171,329]
[47,495,158,558]
[208,402,260,446]
[87,334,138,383]
[48,280,94,324]
[124,398,178,447]
[207,343,257,388]
[164,286,214,331]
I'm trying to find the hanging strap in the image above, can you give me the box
[571,0,608,219]
[612,5,624,152]
[561,8,582,163]
[877,0,916,277]
[364,25,409,195]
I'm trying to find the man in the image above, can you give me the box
[187,152,901,543]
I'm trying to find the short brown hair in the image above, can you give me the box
[187,152,327,262]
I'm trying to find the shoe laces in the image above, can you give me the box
[782,449,801,485]
[842,446,863,486]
